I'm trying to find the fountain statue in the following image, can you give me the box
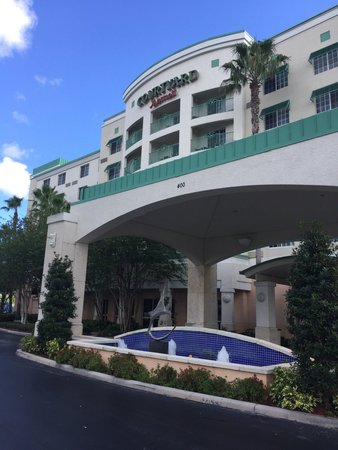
[146,280,176,344]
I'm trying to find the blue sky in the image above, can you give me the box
[0,0,337,220]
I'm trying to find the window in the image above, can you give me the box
[108,162,120,180]
[320,31,330,43]
[106,136,122,154]
[43,178,50,187]
[310,44,338,74]
[260,101,290,131]
[58,172,66,185]
[114,127,119,134]
[78,186,87,200]
[315,89,338,113]
[207,129,226,147]
[265,107,289,130]
[264,67,288,94]
[111,138,122,154]
[211,59,219,68]
[80,163,89,178]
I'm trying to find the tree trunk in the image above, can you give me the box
[250,81,260,135]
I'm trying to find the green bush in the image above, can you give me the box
[82,320,121,337]
[20,336,41,354]
[45,338,65,360]
[209,376,232,398]
[0,321,34,332]
[230,376,268,403]
[108,354,149,382]
[27,314,38,324]
[175,367,214,394]
[150,364,178,387]
[55,346,80,364]
[0,313,15,322]
[270,367,319,413]
[69,348,107,373]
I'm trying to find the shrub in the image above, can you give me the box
[270,367,319,413]
[150,364,178,387]
[108,354,149,382]
[230,376,268,403]
[82,320,121,337]
[70,348,107,373]
[38,255,77,345]
[0,322,34,332]
[55,346,80,364]
[20,336,41,354]
[45,338,65,360]
[209,376,232,398]
[175,367,214,394]
[0,313,15,322]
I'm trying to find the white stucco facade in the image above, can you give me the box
[30,6,338,342]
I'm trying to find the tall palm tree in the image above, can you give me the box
[222,38,289,135]
[31,185,70,221]
[1,196,23,230]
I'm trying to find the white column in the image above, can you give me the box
[35,213,88,337]
[186,261,218,329]
[255,280,281,345]
[221,291,235,331]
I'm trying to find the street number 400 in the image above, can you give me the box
[177,182,185,189]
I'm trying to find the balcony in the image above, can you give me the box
[125,158,141,175]
[126,129,142,149]
[191,130,233,152]
[149,143,179,164]
[151,112,180,134]
[192,97,233,119]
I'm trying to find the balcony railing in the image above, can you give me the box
[126,129,142,149]
[191,131,234,152]
[192,97,234,118]
[151,111,180,134]
[149,143,179,164]
[125,158,141,175]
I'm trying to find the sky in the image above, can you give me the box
[0,0,337,220]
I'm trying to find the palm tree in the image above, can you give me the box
[1,196,23,230]
[31,185,70,222]
[222,38,289,135]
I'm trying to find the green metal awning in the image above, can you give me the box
[309,42,338,61]
[310,82,338,101]
[276,63,288,73]
[104,162,121,172]
[260,100,290,118]
[106,136,122,147]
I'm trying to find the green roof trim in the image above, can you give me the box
[74,109,338,205]
[32,158,70,175]
[260,101,290,118]
[309,41,338,61]
[106,136,122,147]
[311,82,338,101]
[32,150,100,177]
[104,162,121,172]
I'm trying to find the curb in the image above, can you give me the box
[0,328,32,336]
[16,349,338,430]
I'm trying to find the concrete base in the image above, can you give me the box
[255,326,281,345]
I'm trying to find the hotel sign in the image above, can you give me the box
[137,70,199,108]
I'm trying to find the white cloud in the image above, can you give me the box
[0,156,30,198]
[49,78,63,86]
[12,110,29,124]
[2,142,29,160]
[16,92,26,101]
[0,0,37,58]
[34,75,63,87]
[34,74,47,85]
